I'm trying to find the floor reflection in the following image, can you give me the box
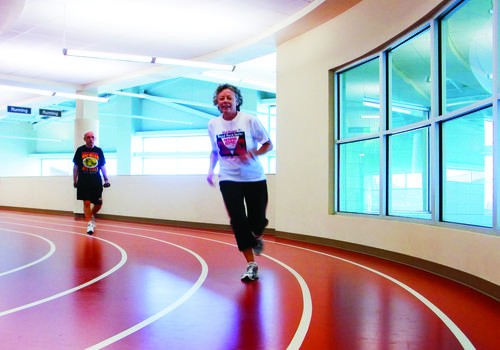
[331,272,461,349]
[230,282,264,350]
[74,236,103,283]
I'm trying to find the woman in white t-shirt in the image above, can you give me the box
[207,84,273,282]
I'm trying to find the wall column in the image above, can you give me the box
[73,97,99,215]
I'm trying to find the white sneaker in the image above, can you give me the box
[241,262,259,282]
[87,221,95,235]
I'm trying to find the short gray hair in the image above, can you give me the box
[212,83,243,111]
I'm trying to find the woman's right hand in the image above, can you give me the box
[207,173,215,186]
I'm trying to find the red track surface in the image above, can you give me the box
[0,210,498,349]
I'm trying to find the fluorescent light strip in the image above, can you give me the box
[63,48,235,72]
[0,84,108,103]
[201,71,275,90]
[202,71,240,82]
[64,49,153,63]
[362,101,380,109]
[55,91,108,102]
[363,100,412,115]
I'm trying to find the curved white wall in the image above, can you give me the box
[274,0,500,286]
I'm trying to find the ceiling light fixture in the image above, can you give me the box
[201,71,275,91]
[0,84,109,103]
[62,48,236,72]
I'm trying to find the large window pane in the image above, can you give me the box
[136,125,276,175]
[335,0,499,232]
[441,0,493,113]
[143,157,209,175]
[143,135,211,153]
[41,158,73,176]
[389,30,431,128]
[339,139,380,214]
[388,128,430,219]
[339,58,380,138]
[441,108,493,227]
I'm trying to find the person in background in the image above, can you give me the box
[207,83,273,282]
[73,131,109,235]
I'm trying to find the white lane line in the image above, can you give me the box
[85,231,209,350]
[1,218,210,349]
[90,226,312,350]
[262,254,312,350]
[0,230,56,277]
[0,232,127,317]
[2,218,315,349]
[275,242,475,350]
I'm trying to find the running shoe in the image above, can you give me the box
[241,262,259,282]
[253,238,264,255]
[87,221,95,235]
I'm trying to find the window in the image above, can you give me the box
[41,158,73,176]
[339,58,380,138]
[131,131,211,175]
[389,30,431,128]
[41,156,117,176]
[334,0,498,231]
[441,108,493,226]
[388,128,430,219]
[338,138,380,214]
[132,103,277,175]
[441,0,493,113]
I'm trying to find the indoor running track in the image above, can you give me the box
[0,210,498,350]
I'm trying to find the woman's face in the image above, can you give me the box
[217,88,238,114]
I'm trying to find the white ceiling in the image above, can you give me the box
[0,0,333,115]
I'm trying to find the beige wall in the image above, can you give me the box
[0,174,275,228]
[274,0,500,286]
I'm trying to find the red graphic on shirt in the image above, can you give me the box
[81,151,100,173]
[217,131,246,157]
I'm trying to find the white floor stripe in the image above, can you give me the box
[93,225,313,350]
[276,242,476,350]
[262,254,312,350]
[2,214,468,349]
[1,218,210,349]
[0,225,127,317]
[85,231,209,350]
[0,229,56,277]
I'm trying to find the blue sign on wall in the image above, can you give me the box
[39,109,62,117]
[7,106,31,114]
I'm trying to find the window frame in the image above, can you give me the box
[333,0,499,233]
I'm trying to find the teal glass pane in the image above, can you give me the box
[388,128,430,219]
[442,108,493,227]
[441,0,493,113]
[338,58,380,138]
[389,30,431,128]
[339,139,380,214]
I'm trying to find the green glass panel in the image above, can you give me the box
[441,0,493,112]
[339,58,380,138]
[442,108,493,227]
[339,139,380,214]
[389,30,431,128]
[388,128,430,219]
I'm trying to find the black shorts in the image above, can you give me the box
[77,184,103,205]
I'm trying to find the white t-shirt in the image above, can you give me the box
[208,112,271,182]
